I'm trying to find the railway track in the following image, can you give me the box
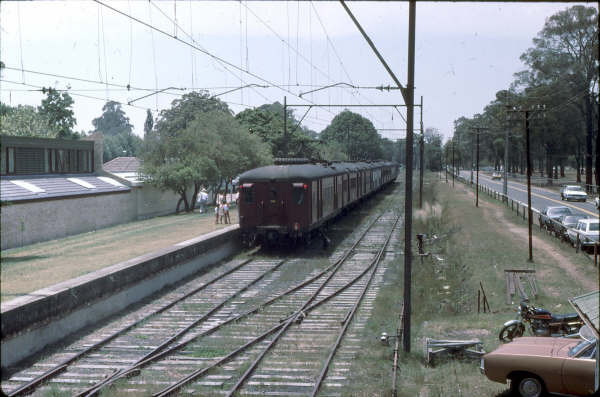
[2,209,401,396]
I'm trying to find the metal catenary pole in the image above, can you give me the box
[402,0,416,354]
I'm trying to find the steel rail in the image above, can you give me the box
[227,213,400,397]
[6,257,255,397]
[311,214,401,396]
[78,258,289,397]
[153,214,385,397]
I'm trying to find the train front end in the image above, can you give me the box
[238,163,311,246]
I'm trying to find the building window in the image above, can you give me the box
[7,147,15,174]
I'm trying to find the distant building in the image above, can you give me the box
[1,136,178,250]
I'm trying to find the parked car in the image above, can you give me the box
[595,196,599,209]
[491,172,502,180]
[481,336,597,397]
[567,218,599,248]
[539,206,573,231]
[560,185,588,202]
[556,215,586,241]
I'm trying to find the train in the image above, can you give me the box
[237,158,399,246]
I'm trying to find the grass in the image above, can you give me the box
[0,208,238,302]
[343,173,597,397]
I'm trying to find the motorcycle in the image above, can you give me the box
[499,300,583,343]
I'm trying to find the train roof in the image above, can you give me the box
[238,161,396,182]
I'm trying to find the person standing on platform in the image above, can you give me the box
[223,201,230,224]
[218,202,225,224]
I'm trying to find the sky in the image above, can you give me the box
[0,1,597,142]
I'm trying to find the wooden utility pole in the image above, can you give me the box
[507,105,545,262]
[283,96,287,157]
[470,126,488,208]
[419,96,424,209]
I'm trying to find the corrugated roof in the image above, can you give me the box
[1,174,130,202]
[570,290,599,339]
[103,157,141,173]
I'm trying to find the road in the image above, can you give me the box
[457,170,600,219]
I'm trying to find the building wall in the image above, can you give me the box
[135,185,179,219]
[1,187,180,250]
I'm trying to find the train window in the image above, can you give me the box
[293,187,304,204]
[269,187,277,203]
[243,184,254,203]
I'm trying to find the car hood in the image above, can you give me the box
[565,191,587,195]
[487,337,579,358]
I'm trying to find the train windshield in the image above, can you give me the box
[292,183,305,205]
[242,184,254,203]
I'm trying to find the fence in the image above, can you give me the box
[452,172,599,266]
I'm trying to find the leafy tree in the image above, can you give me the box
[38,89,76,139]
[319,110,383,161]
[236,102,320,159]
[91,101,142,161]
[92,101,133,136]
[423,128,443,171]
[144,109,154,137]
[0,104,50,137]
[519,6,598,185]
[142,93,271,212]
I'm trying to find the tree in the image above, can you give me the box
[38,89,76,139]
[519,6,598,186]
[0,104,50,137]
[142,93,271,213]
[144,109,154,137]
[92,101,142,161]
[236,102,320,159]
[92,101,133,136]
[319,110,383,161]
[423,128,443,171]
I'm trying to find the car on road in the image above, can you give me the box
[560,185,588,202]
[481,336,597,397]
[595,196,599,209]
[556,215,586,241]
[491,172,502,180]
[539,206,573,231]
[567,218,599,249]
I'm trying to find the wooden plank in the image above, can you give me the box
[514,273,528,300]
[526,274,538,296]
[506,272,512,305]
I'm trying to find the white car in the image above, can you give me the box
[567,218,599,248]
[595,197,599,209]
[560,185,587,202]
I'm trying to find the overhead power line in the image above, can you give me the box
[93,0,322,109]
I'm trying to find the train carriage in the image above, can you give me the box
[238,159,398,246]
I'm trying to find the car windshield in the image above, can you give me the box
[590,222,599,231]
[567,186,583,191]
[569,340,597,358]
[563,216,581,224]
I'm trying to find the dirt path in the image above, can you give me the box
[456,183,597,291]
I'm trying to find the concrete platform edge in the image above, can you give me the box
[1,225,241,369]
